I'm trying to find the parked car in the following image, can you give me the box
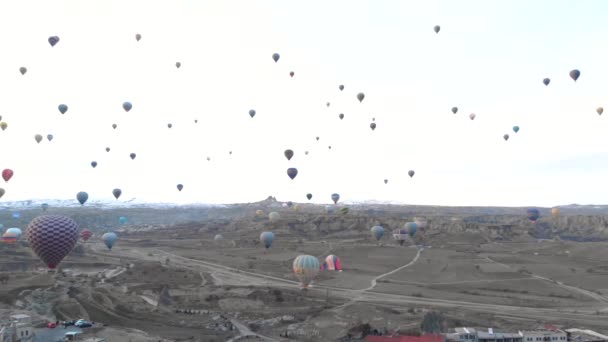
[47,322,57,329]
[75,320,92,328]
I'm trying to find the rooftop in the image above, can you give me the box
[366,334,445,342]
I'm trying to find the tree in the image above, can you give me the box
[420,311,445,334]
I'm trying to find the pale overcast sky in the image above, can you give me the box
[0,0,607,206]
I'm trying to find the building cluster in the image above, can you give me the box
[367,326,608,342]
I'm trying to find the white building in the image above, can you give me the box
[522,328,567,342]
[0,314,34,342]
[565,329,608,342]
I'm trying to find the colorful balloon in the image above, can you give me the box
[123,102,133,112]
[331,193,340,204]
[293,255,320,288]
[260,232,275,249]
[112,188,122,199]
[2,169,13,183]
[102,232,118,250]
[527,208,540,222]
[513,126,520,133]
[27,215,78,269]
[569,69,580,82]
[48,36,60,47]
[322,255,342,271]
[268,212,280,222]
[177,184,183,191]
[76,191,88,205]
[118,217,127,225]
[597,107,603,115]
[287,168,298,180]
[80,229,93,242]
[469,113,476,120]
[371,226,384,241]
[357,93,365,103]
[58,104,68,114]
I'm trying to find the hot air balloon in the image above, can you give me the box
[551,208,560,216]
[331,193,340,204]
[322,255,342,271]
[469,113,476,120]
[451,107,458,114]
[123,102,132,112]
[112,124,117,129]
[272,53,280,62]
[569,69,580,82]
[48,36,60,47]
[80,229,93,242]
[326,102,331,107]
[135,33,141,41]
[316,136,319,141]
[91,161,97,168]
[106,147,110,152]
[176,62,181,69]
[47,134,53,142]
[260,232,275,249]
[0,188,5,199]
[526,208,540,222]
[339,85,344,91]
[287,168,298,180]
[112,188,122,199]
[27,215,78,268]
[19,67,27,75]
[58,104,68,114]
[306,193,312,200]
[76,191,89,205]
[513,126,520,133]
[41,203,48,211]
[392,228,410,246]
[434,25,440,33]
[6,228,22,239]
[597,107,603,115]
[370,123,376,130]
[371,226,385,241]
[130,153,136,160]
[543,78,550,86]
[168,123,172,128]
[249,109,256,118]
[404,222,418,237]
[214,234,224,242]
[2,169,14,182]
[34,134,42,143]
[408,170,415,178]
[102,232,118,250]
[503,134,509,141]
[177,184,183,191]
[255,209,265,217]
[339,113,344,120]
[0,122,7,131]
[118,216,127,225]
[384,179,388,184]
[357,93,365,103]
[414,217,427,231]
[2,231,19,244]
[289,71,294,77]
[293,255,320,288]
[284,149,294,160]
[268,212,280,222]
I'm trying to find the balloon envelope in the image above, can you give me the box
[123,102,133,112]
[58,104,68,114]
[284,149,294,160]
[287,168,298,180]
[434,25,440,33]
[48,36,60,47]
[2,169,14,182]
[331,193,340,204]
[293,255,320,288]
[260,232,275,249]
[112,188,122,199]
[526,208,540,222]
[102,232,118,250]
[272,53,280,62]
[306,193,312,200]
[80,229,93,242]
[322,255,342,271]
[357,93,365,103]
[371,226,385,241]
[513,126,520,133]
[543,78,550,86]
[76,191,89,205]
[27,215,78,269]
[569,69,580,81]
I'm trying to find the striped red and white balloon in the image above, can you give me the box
[80,229,93,242]
[27,215,78,269]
